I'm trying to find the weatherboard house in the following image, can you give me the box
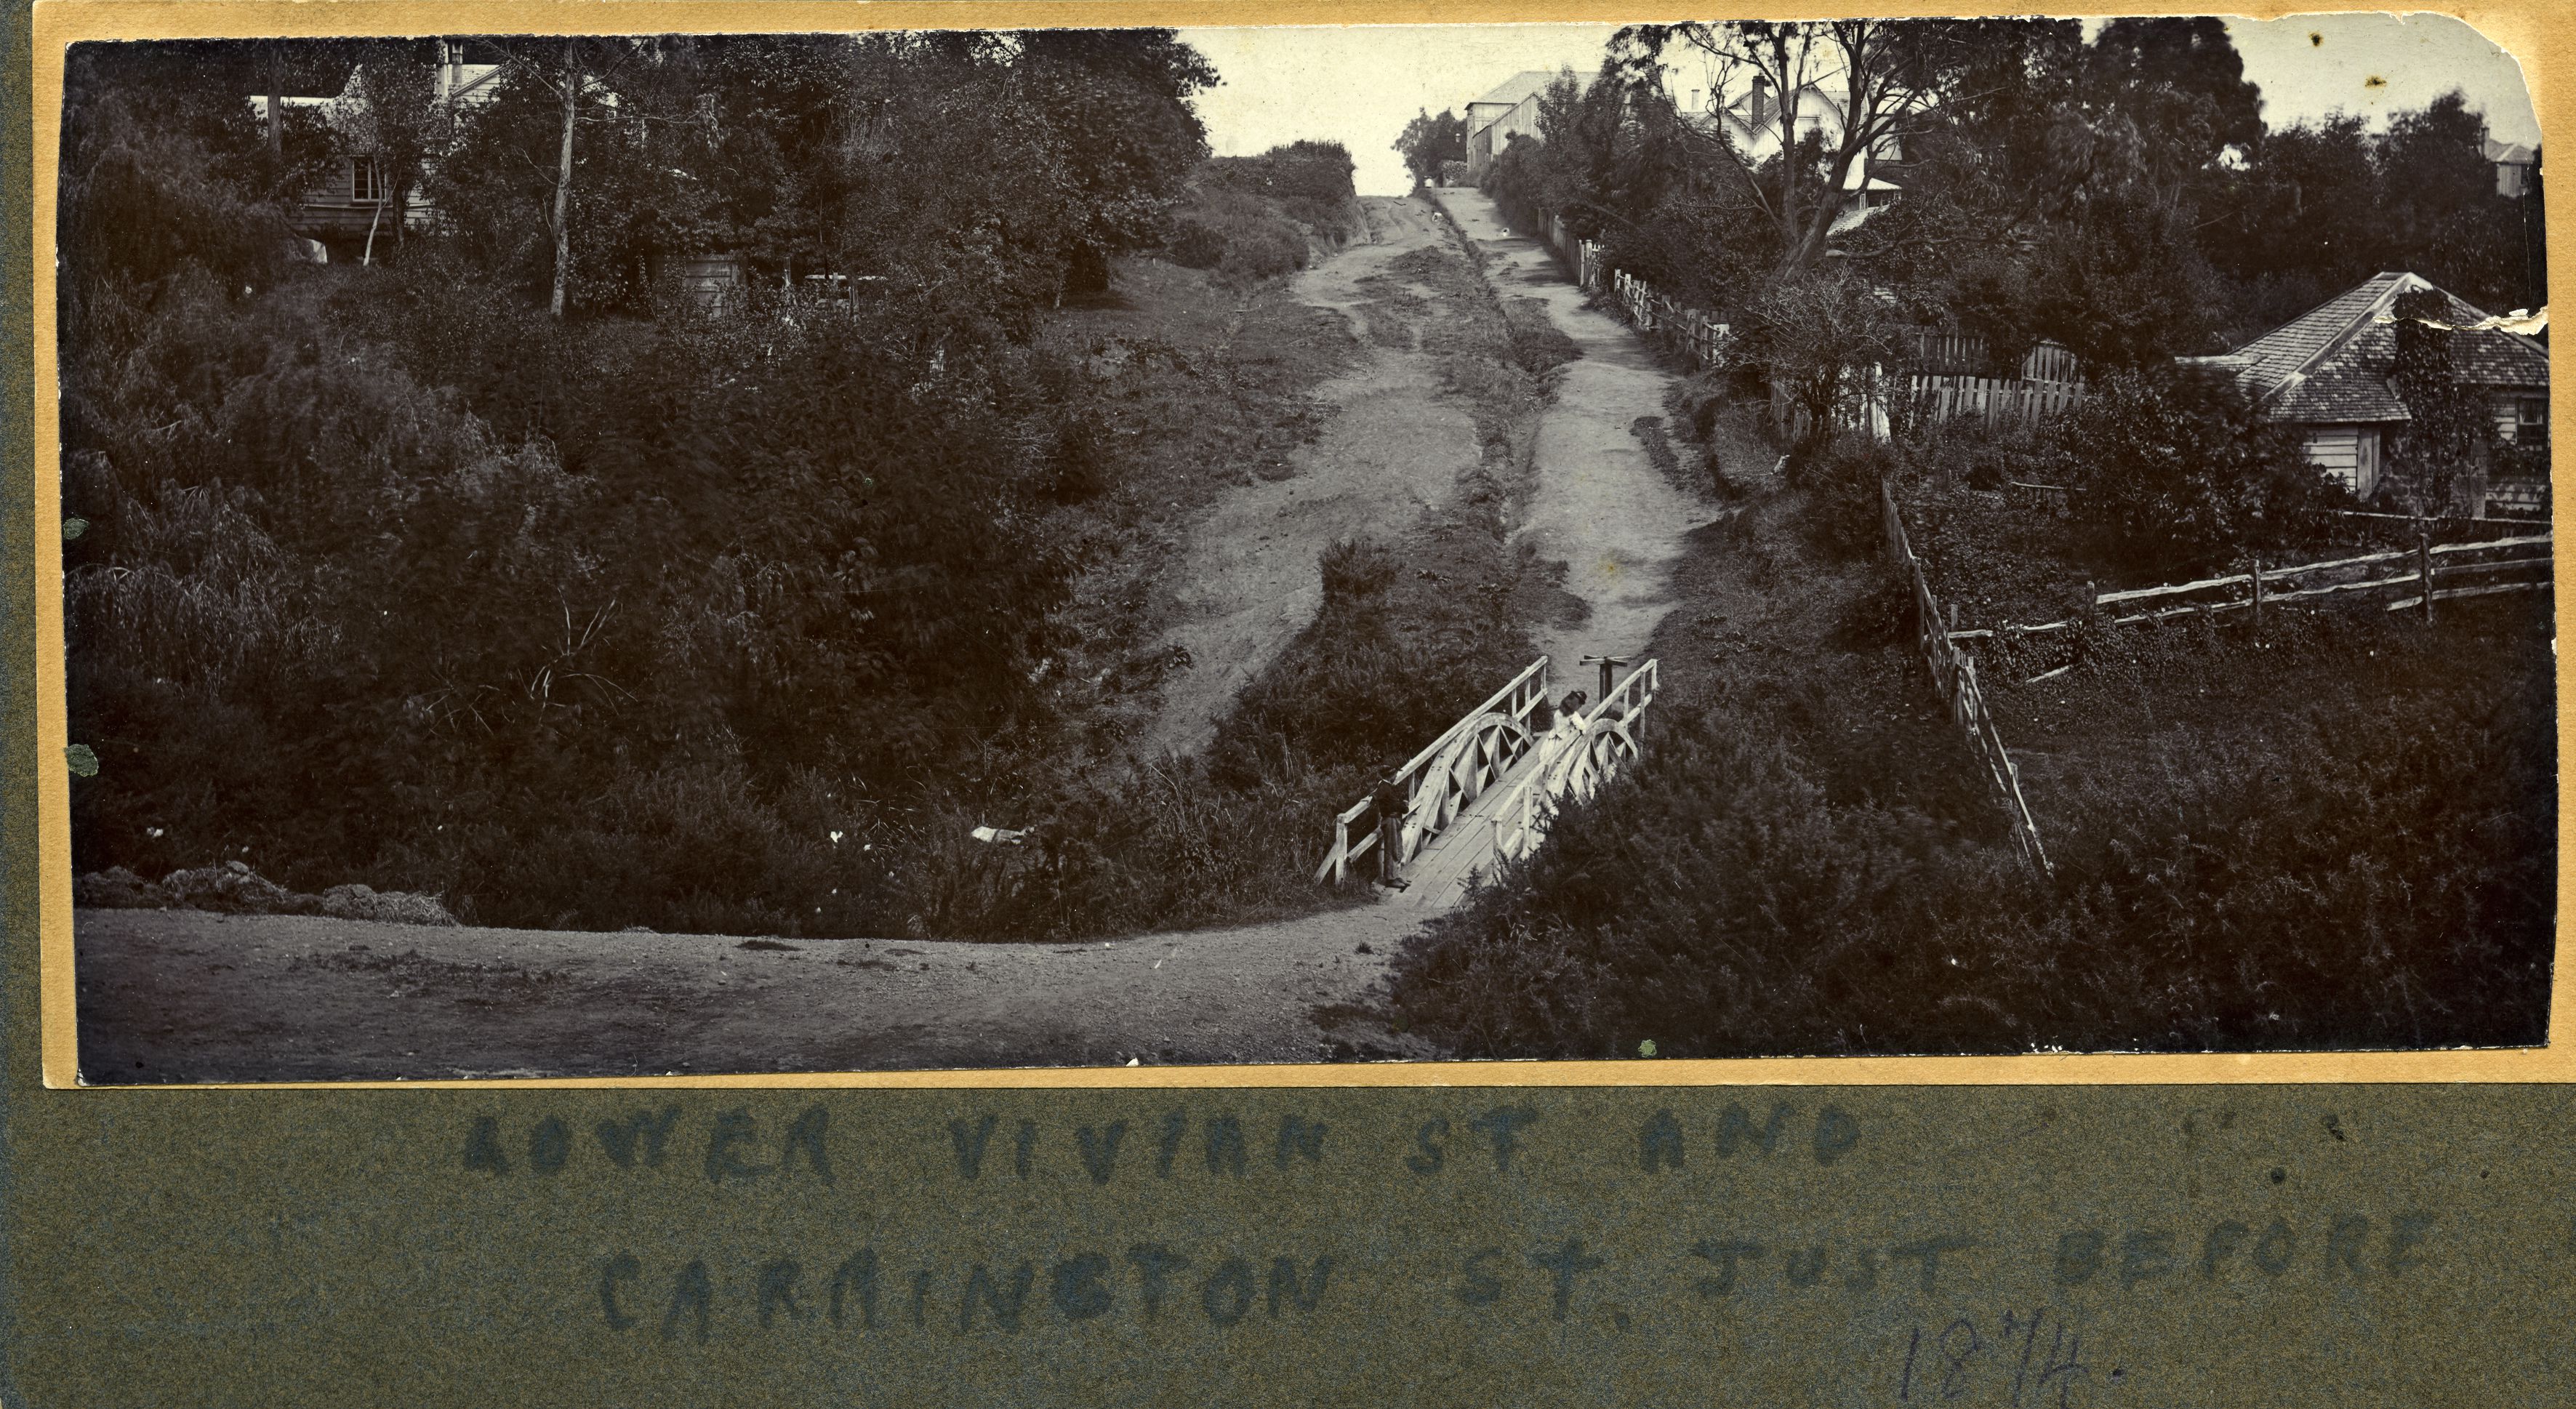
[1463,71,1555,181]
[2188,272,2551,514]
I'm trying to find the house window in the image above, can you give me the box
[352,156,382,203]
[2516,396,2548,445]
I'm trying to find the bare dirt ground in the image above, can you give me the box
[1140,196,1484,758]
[74,903,1436,1082]
[1432,188,1706,675]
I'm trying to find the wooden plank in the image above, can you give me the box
[2265,571,2424,605]
[2261,547,2414,579]
[2386,579,2552,611]
[2428,533,2552,558]
[2433,555,2553,578]
[2096,571,2251,607]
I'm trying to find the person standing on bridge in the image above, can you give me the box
[1371,776,1409,891]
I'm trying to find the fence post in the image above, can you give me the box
[2082,580,2098,628]
[2250,558,2263,625]
[2417,531,2433,621]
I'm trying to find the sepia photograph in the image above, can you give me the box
[52,12,2553,1083]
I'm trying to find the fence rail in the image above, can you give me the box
[1880,481,2051,876]
[1942,533,2553,641]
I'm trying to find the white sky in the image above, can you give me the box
[1179,14,2544,196]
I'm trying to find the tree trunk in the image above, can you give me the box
[361,173,383,266]
[550,39,579,319]
[265,47,282,156]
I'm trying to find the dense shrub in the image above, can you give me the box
[2043,366,2350,574]
[1393,603,2554,1058]
[1205,140,1360,234]
[1790,438,1895,561]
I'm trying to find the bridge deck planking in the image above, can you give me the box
[1390,747,1547,910]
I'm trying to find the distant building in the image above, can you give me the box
[1463,71,1556,180]
[2484,137,2538,198]
[248,39,505,262]
[1700,74,1906,224]
[2184,272,2549,512]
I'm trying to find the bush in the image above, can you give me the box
[1165,218,1227,270]
[1391,601,2554,1059]
[2047,366,2351,574]
[1205,140,1359,234]
[1219,222,1309,282]
[1791,438,1894,561]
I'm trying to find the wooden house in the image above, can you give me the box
[254,39,507,263]
[2194,272,2550,513]
[1463,71,1555,181]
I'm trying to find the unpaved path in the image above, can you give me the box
[1432,188,1702,676]
[73,904,1435,1083]
[1141,196,1483,758]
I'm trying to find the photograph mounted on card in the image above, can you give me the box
[36,7,2558,1084]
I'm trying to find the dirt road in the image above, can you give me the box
[74,903,1435,1083]
[1432,188,1704,677]
[1141,196,1484,758]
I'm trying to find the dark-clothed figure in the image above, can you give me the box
[1371,776,1408,888]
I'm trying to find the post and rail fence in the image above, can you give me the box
[1938,532,2554,646]
[1880,481,2053,878]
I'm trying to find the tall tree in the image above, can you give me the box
[1014,28,1216,293]
[1393,107,1467,185]
[1615,20,1959,279]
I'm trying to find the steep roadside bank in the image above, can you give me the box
[1137,196,1488,759]
[70,190,1726,1084]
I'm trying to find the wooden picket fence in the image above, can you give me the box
[1897,376,2087,434]
[1942,532,2555,646]
[1880,480,2052,877]
[1534,212,2082,432]
[1536,211,1726,369]
[1608,270,1730,368]
[1911,332,2084,384]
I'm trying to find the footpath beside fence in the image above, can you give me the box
[1879,481,2053,877]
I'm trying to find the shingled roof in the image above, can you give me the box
[2228,272,2550,425]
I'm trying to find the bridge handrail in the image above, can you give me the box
[1315,656,1552,883]
[1482,659,1658,865]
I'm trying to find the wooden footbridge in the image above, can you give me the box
[1314,655,1659,909]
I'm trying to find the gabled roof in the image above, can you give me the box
[1469,71,1555,116]
[2228,272,2549,425]
[2484,137,2537,166]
